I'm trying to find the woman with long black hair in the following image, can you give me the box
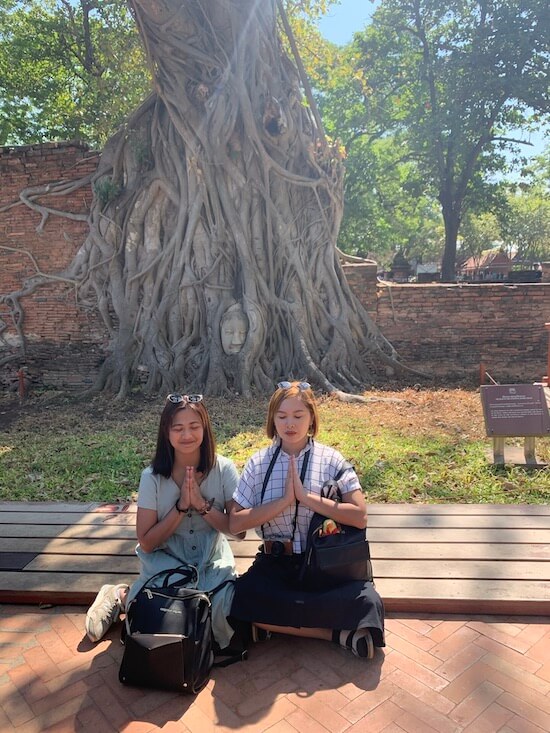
[85,394,242,652]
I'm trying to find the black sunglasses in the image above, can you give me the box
[276,381,311,391]
[167,393,203,404]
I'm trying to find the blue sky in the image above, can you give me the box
[318,0,376,45]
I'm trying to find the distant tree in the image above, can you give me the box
[458,211,502,266]
[336,136,444,265]
[0,0,150,145]
[311,34,443,264]
[499,192,550,264]
[351,0,550,280]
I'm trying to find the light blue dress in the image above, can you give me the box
[127,455,239,649]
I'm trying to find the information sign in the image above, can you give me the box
[480,384,550,437]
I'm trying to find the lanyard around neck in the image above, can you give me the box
[260,442,311,540]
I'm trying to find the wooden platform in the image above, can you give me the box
[1,501,549,615]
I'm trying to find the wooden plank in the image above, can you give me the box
[377,577,550,602]
[2,501,550,516]
[236,557,256,575]
[366,504,550,515]
[372,560,550,581]
[0,552,38,570]
[8,511,546,529]
[4,537,546,563]
[3,571,547,615]
[0,571,140,592]
[1,501,548,615]
[3,502,550,517]
[0,536,254,557]
[235,528,550,544]
[58,525,139,540]
[367,515,550,529]
[0,502,99,512]
[365,543,550,561]
[0,571,140,605]
[0,525,71,539]
[0,524,136,540]
[0,538,138,555]
[25,554,140,573]
[0,512,136,526]
[365,528,549,543]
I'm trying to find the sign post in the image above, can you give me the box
[480,384,550,466]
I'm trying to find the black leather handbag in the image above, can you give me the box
[299,462,373,591]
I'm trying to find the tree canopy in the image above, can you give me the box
[336,0,549,278]
[2,1,547,275]
[0,0,336,146]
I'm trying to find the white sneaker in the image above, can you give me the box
[336,628,375,659]
[85,583,129,642]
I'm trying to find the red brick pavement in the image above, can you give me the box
[1,605,549,732]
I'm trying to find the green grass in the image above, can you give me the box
[1,390,549,503]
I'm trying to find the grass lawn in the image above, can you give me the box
[1,388,549,504]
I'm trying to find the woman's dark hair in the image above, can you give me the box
[151,399,216,477]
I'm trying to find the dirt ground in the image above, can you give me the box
[0,386,486,439]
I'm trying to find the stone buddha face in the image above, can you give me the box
[220,304,249,355]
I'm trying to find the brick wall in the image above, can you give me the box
[375,282,550,384]
[0,142,107,391]
[1,142,549,390]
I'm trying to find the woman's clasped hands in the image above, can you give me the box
[284,455,308,506]
[179,465,206,512]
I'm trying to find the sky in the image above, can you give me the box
[318,0,377,45]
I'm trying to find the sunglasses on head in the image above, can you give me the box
[167,393,203,404]
[276,381,311,391]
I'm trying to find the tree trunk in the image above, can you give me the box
[5,0,402,397]
[440,194,461,283]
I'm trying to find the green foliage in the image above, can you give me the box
[93,177,122,206]
[312,0,549,279]
[0,0,151,146]
[499,190,550,264]
[458,211,501,264]
[337,135,444,264]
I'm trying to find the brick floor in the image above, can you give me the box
[0,606,549,732]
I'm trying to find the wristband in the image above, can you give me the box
[199,499,214,515]
[175,499,189,513]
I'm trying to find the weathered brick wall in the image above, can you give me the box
[0,142,107,391]
[341,262,378,319]
[375,282,550,383]
[1,142,549,390]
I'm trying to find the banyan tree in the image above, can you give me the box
[4,0,403,398]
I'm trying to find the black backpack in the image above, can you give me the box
[119,564,244,694]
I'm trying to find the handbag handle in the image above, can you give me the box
[136,563,199,597]
[319,460,354,501]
